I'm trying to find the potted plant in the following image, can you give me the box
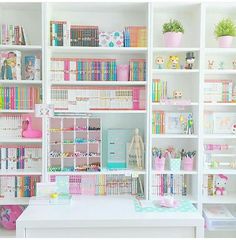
[182,150,196,171]
[162,19,184,48]
[152,147,167,171]
[214,18,236,48]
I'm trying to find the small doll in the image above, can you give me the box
[155,56,164,69]
[232,60,236,69]
[208,60,214,69]
[215,174,228,195]
[185,52,195,69]
[186,113,194,135]
[166,56,180,69]
[173,90,183,99]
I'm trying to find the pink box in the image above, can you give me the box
[117,64,129,81]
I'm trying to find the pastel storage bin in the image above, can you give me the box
[182,156,194,171]
[154,157,165,171]
[169,158,181,171]
[117,64,129,81]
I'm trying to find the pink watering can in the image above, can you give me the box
[22,115,42,138]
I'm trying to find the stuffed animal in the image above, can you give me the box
[215,174,228,196]
[167,56,180,69]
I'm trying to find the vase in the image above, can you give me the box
[163,32,183,48]
[169,158,181,171]
[182,156,194,171]
[154,157,165,171]
[218,36,233,48]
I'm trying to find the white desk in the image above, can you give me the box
[16,196,204,238]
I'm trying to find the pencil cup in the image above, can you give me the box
[182,156,194,171]
[154,157,165,171]
[117,64,129,81]
[169,158,181,171]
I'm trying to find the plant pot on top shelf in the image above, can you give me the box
[214,18,236,48]
[162,19,184,48]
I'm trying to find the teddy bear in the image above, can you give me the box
[215,174,228,196]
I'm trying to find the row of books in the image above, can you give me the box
[0,115,23,139]
[152,111,165,134]
[129,59,146,81]
[50,21,147,47]
[152,174,188,196]
[0,176,41,198]
[152,80,167,102]
[124,26,147,47]
[1,24,27,45]
[51,86,146,111]
[0,146,42,170]
[51,175,141,195]
[0,51,40,80]
[204,79,233,103]
[0,86,41,110]
[203,174,216,196]
[51,58,117,81]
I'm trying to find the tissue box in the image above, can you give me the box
[99,31,124,47]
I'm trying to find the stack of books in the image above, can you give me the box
[50,20,70,46]
[1,24,27,45]
[70,25,99,47]
[152,79,167,102]
[124,26,147,47]
[129,59,146,81]
[152,111,165,134]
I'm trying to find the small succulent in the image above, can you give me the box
[214,18,236,38]
[162,19,184,34]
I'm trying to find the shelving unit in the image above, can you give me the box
[0,1,236,238]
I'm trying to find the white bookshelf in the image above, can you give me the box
[0,1,236,238]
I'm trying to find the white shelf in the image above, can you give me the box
[0,109,34,113]
[152,102,199,106]
[48,170,146,176]
[152,134,198,139]
[204,70,236,75]
[153,69,199,74]
[202,193,236,204]
[54,110,147,114]
[0,80,42,85]
[0,44,42,51]
[0,138,42,143]
[0,227,15,238]
[204,169,236,175]
[205,48,236,54]
[49,46,147,54]
[204,153,236,157]
[153,47,200,52]
[152,170,198,175]
[51,81,147,86]
[0,170,42,176]
[204,102,236,106]
[203,134,236,139]
[0,197,30,205]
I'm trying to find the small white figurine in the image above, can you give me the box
[129,128,144,169]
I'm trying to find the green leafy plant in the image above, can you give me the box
[214,18,236,38]
[162,19,184,34]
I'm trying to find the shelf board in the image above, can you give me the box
[0,80,42,85]
[152,170,197,175]
[205,48,236,54]
[153,69,199,74]
[0,45,42,51]
[152,134,198,139]
[48,170,146,175]
[205,70,236,75]
[202,193,236,204]
[152,102,199,106]
[204,134,236,139]
[204,102,236,107]
[0,227,15,238]
[204,153,236,157]
[0,138,42,143]
[51,81,147,86]
[0,197,30,205]
[0,171,42,176]
[0,109,34,113]
[204,169,236,175]
[153,47,200,52]
[49,46,147,54]
[54,110,147,114]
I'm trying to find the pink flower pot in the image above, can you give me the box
[218,36,233,48]
[182,156,194,171]
[154,157,165,171]
[163,32,183,48]
[117,64,129,81]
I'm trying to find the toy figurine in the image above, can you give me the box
[155,56,164,69]
[215,174,228,195]
[129,128,144,169]
[185,52,195,69]
[186,113,194,135]
[22,115,42,138]
[233,60,236,69]
[232,123,236,134]
[167,56,180,69]
[208,60,214,69]
[173,90,183,99]
[218,61,224,70]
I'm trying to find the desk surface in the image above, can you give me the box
[17,196,203,228]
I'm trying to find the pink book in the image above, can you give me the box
[132,87,140,110]
[64,59,69,81]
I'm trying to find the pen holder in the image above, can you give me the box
[182,156,194,171]
[154,157,165,171]
[169,158,181,171]
[117,64,129,81]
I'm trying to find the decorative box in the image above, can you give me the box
[99,31,124,47]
